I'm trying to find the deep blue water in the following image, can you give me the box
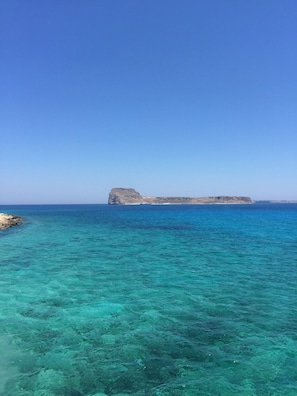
[0,204,297,396]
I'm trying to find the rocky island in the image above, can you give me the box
[0,213,23,230]
[108,188,253,205]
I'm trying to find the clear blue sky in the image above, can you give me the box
[1,0,296,204]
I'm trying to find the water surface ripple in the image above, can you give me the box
[0,204,297,395]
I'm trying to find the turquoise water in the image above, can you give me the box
[1,204,297,396]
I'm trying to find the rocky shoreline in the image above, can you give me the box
[0,213,23,230]
[108,188,254,205]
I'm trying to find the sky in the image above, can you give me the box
[1,0,296,204]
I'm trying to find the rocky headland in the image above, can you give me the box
[0,213,23,230]
[108,188,253,205]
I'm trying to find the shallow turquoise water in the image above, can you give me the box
[0,204,297,396]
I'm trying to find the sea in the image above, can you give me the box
[0,203,297,396]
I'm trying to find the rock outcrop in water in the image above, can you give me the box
[0,213,23,230]
[108,188,144,205]
[108,188,253,205]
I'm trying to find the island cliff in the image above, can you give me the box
[0,213,23,230]
[108,188,253,205]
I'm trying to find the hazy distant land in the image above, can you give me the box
[255,200,297,204]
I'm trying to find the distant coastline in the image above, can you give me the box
[255,200,297,204]
[0,213,23,230]
[108,188,254,205]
